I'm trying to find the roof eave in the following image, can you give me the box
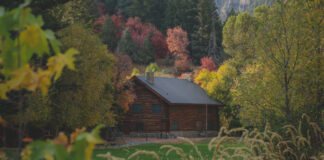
[132,76,172,105]
[169,103,224,107]
[131,75,225,107]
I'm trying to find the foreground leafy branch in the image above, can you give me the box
[21,125,105,160]
[0,0,78,99]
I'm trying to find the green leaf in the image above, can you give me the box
[54,144,69,160]
[36,15,44,26]
[90,124,105,141]
[29,141,54,160]
[19,0,31,9]
[49,39,61,54]
[0,7,5,16]
[45,29,55,40]
[70,139,88,160]
[2,39,18,75]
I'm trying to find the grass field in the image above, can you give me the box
[3,141,242,160]
[93,141,242,160]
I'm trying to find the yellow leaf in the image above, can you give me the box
[85,143,95,160]
[6,64,32,91]
[44,152,54,160]
[19,25,49,55]
[47,48,78,81]
[53,132,68,146]
[70,127,86,144]
[19,26,41,48]
[21,146,32,160]
[47,55,64,81]
[37,70,51,95]
[64,48,78,70]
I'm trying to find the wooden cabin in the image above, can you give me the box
[121,73,223,137]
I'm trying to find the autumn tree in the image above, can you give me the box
[110,10,126,39]
[47,25,116,130]
[48,0,96,30]
[166,27,189,56]
[200,57,218,71]
[229,1,324,129]
[194,61,238,128]
[125,17,168,59]
[112,54,135,116]
[166,26,191,72]
[222,12,259,68]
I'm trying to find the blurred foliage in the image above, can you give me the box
[21,125,105,160]
[48,0,96,30]
[0,0,78,99]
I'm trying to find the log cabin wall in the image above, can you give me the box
[169,105,219,131]
[121,80,169,133]
[121,78,220,134]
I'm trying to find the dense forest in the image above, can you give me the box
[0,0,323,159]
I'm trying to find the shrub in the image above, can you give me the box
[145,63,159,73]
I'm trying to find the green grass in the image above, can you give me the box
[3,141,243,160]
[93,141,243,160]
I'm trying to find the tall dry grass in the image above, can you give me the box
[97,114,324,160]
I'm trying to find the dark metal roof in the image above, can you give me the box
[135,76,222,106]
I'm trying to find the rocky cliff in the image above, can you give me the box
[215,0,274,20]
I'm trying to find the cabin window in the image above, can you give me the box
[136,122,144,131]
[196,121,202,131]
[208,121,215,130]
[173,106,178,112]
[208,107,213,114]
[133,104,142,114]
[153,104,161,113]
[172,121,178,131]
[197,107,202,113]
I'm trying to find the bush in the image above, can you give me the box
[145,63,159,73]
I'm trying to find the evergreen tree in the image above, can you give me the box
[164,0,199,58]
[191,0,218,64]
[164,0,198,35]
[97,0,118,15]
[208,11,223,63]
[116,0,132,17]
[117,29,137,57]
[126,0,167,31]
[100,16,118,51]
[133,30,156,64]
